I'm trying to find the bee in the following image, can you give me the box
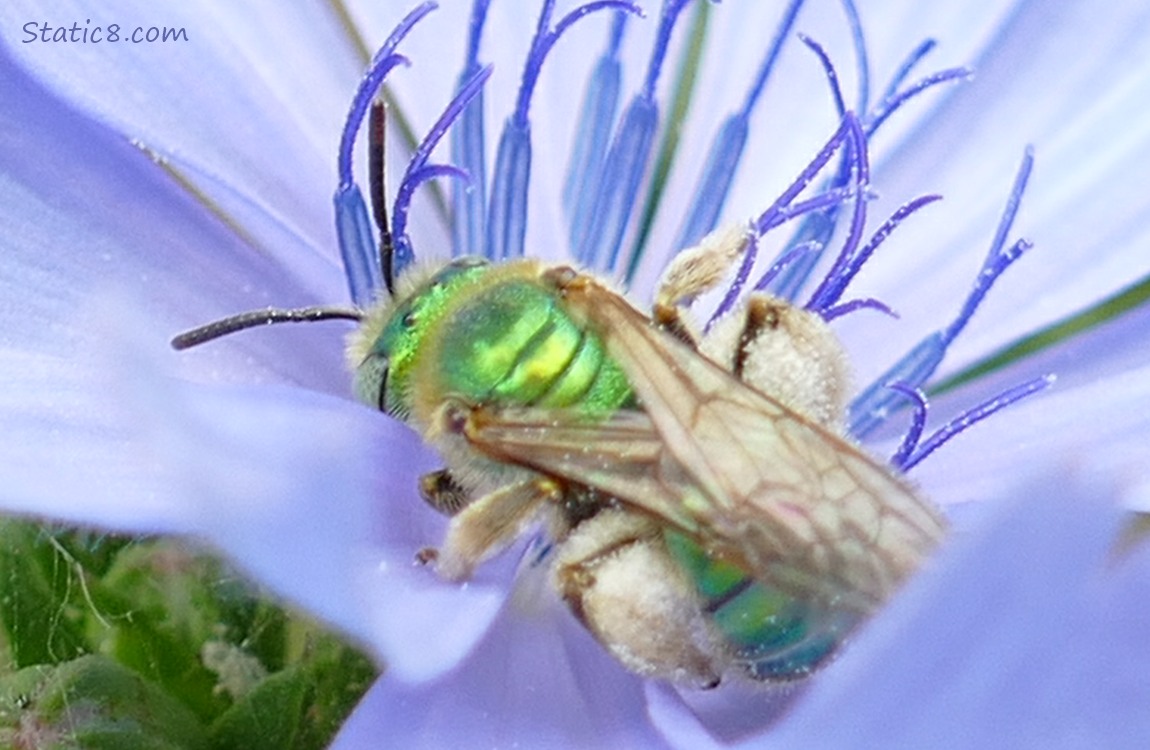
[173,39,945,685]
[176,216,945,686]
[370,220,950,683]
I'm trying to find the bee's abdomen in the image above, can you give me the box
[437,278,632,413]
[664,531,857,680]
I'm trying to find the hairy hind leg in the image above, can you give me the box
[653,222,754,345]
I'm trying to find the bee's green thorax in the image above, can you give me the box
[363,260,633,421]
[434,280,634,412]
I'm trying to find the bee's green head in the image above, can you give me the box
[347,257,490,420]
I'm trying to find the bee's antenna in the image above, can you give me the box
[369,100,397,295]
[171,306,363,350]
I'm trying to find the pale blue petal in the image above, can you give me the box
[0,42,346,528]
[645,682,724,750]
[861,298,1150,514]
[0,43,348,393]
[126,361,508,680]
[2,278,508,677]
[646,680,797,749]
[0,0,363,261]
[332,560,666,749]
[907,358,1150,514]
[1,285,508,676]
[0,40,344,515]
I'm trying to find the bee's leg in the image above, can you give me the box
[701,292,852,430]
[656,223,754,307]
[652,302,700,347]
[419,469,471,516]
[430,477,563,581]
[657,220,754,303]
[653,223,755,345]
[554,510,723,687]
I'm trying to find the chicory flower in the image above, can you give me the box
[2,0,1149,747]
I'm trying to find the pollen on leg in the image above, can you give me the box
[554,509,724,687]
[702,295,852,430]
[657,222,754,308]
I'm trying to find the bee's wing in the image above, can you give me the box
[463,407,703,533]
[464,270,946,613]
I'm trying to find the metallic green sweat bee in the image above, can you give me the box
[173,10,946,686]
[177,225,944,687]
[341,227,944,686]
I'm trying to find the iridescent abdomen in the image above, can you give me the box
[665,530,857,679]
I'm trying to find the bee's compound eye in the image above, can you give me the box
[376,366,390,413]
[353,352,391,414]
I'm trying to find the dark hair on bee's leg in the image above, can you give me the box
[419,469,472,516]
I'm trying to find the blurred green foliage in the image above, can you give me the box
[0,519,376,749]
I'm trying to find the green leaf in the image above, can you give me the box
[0,654,209,750]
[208,666,307,750]
[291,638,376,750]
[0,521,376,745]
[0,520,89,668]
[47,527,139,578]
[89,542,234,721]
[209,634,377,750]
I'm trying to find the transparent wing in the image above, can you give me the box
[462,270,946,614]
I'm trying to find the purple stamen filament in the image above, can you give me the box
[893,376,1055,472]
